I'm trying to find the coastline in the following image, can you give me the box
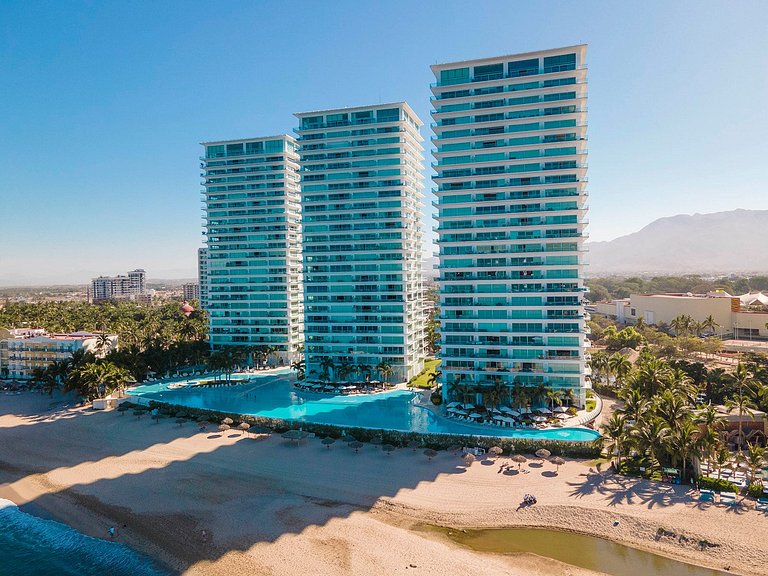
[1,393,764,576]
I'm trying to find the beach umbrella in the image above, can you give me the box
[282,429,304,444]
[447,402,461,408]
[133,409,145,419]
[488,446,503,458]
[197,416,209,423]
[382,444,396,455]
[250,425,270,436]
[197,420,210,430]
[350,441,364,453]
[537,408,552,415]
[322,436,336,449]
[407,440,422,452]
[340,433,356,445]
[218,423,230,433]
[175,418,185,427]
[447,444,462,453]
[423,449,438,461]
[532,415,547,423]
[511,454,527,470]
[550,456,565,473]
[175,411,188,418]
[370,435,384,446]
[237,422,251,435]
[556,413,570,420]
[222,417,234,426]
[117,404,130,416]
[535,448,551,460]
[553,406,568,413]
[462,453,476,466]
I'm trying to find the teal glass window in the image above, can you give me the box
[543,53,576,73]
[508,58,538,78]
[473,63,503,81]
[376,108,400,122]
[245,141,264,154]
[226,143,243,156]
[440,67,470,85]
[207,145,225,158]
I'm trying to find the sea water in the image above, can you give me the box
[0,499,166,576]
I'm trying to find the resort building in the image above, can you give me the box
[0,329,117,381]
[182,282,200,302]
[200,135,303,365]
[592,291,768,342]
[431,46,590,407]
[295,103,426,383]
[91,269,147,302]
[198,247,209,309]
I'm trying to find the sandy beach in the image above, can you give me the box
[0,392,765,576]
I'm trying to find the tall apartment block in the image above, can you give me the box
[197,247,209,309]
[431,46,589,407]
[295,103,426,383]
[200,136,303,365]
[91,269,146,302]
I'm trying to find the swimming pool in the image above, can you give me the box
[129,370,600,442]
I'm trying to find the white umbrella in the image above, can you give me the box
[455,410,469,416]
[509,409,521,418]
[499,406,513,414]
[469,412,482,419]
[520,408,532,414]
[553,406,568,413]
[447,402,461,408]
[556,413,570,420]
[492,414,505,420]
[537,408,552,414]
[533,415,547,422]
[463,403,475,409]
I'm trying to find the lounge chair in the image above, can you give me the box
[756,498,768,512]
[719,493,737,507]
[699,489,715,503]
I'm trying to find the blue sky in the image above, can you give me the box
[1,1,766,285]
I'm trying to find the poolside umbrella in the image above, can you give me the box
[340,433,356,445]
[553,406,568,413]
[407,440,422,452]
[322,436,336,449]
[447,402,461,408]
[350,441,364,453]
[488,446,503,458]
[535,448,551,460]
[532,415,547,423]
[423,449,438,461]
[537,408,552,415]
[218,423,230,433]
[556,413,570,420]
[550,456,565,473]
[237,422,251,435]
[382,444,396,455]
[511,454,527,470]
[175,418,186,427]
[282,429,305,444]
[250,425,270,436]
[370,435,384,446]
[222,417,234,426]
[463,453,476,466]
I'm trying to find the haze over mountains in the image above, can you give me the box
[586,209,768,275]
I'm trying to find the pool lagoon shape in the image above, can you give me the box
[130,370,600,442]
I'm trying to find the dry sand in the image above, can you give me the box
[0,392,765,576]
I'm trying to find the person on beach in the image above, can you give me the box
[108,526,115,540]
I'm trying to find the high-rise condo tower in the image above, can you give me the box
[431,46,590,407]
[200,135,303,365]
[295,103,426,383]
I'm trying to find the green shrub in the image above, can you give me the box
[748,482,766,498]
[586,399,596,411]
[698,476,738,493]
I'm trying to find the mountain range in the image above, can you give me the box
[586,209,768,275]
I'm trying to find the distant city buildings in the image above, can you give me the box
[197,248,209,309]
[182,282,200,301]
[295,103,426,382]
[91,269,147,302]
[0,329,117,380]
[200,136,303,365]
[431,46,590,406]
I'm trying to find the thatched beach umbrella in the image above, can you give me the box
[250,425,270,436]
[176,411,188,419]
[218,423,230,433]
[423,448,438,461]
[511,454,527,470]
[340,433,356,445]
[117,404,130,416]
[535,448,551,461]
[282,429,307,445]
[133,409,145,419]
[447,444,462,453]
[350,441,364,453]
[370,435,384,446]
[237,422,251,435]
[550,456,565,473]
[222,417,234,426]
[488,446,503,458]
[407,440,422,452]
[175,418,186,427]
[462,453,476,466]
[197,420,210,431]
[322,436,336,449]
[382,444,396,456]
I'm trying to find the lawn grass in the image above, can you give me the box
[410,359,441,389]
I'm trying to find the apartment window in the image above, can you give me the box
[473,63,503,81]
[376,108,400,123]
[543,53,576,73]
[440,67,470,85]
[508,58,538,78]
[226,143,244,156]
[245,141,264,154]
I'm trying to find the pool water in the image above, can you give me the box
[129,370,600,442]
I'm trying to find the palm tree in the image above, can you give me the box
[618,388,648,423]
[546,388,562,411]
[726,363,757,452]
[530,382,548,408]
[427,370,442,389]
[712,446,731,480]
[95,333,112,357]
[337,360,353,384]
[608,353,632,387]
[376,361,393,385]
[701,314,719,336]
[664,419,701,483]
[630,417,670,467]
[357,364,372,382]
[290,358,306,380]
[602,413,628,468]
[743,443,766,484]
[511,381,529,411]
[320,357,335,383]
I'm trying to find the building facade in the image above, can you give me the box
[295,103,426,383]
[200,135,303,365]
[0,329,117,380]
[182,282,200,302]
[197,247,209,309]
[431,46,590,407]
[91,269,147,302]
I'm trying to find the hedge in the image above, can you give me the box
[748,482,766,499]
[133,400,602,458]
[698,476,738,493]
